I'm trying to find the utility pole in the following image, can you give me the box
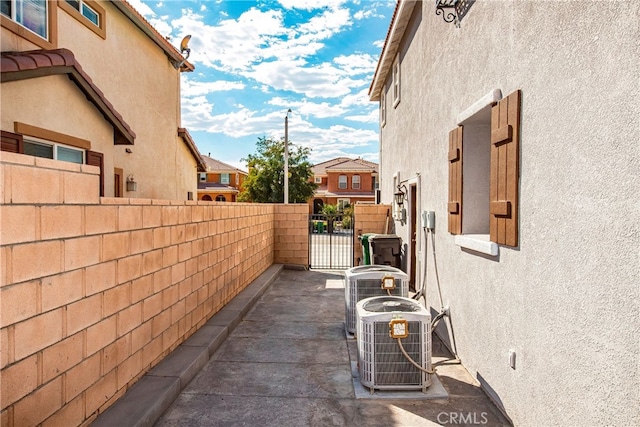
[284,109,291,204]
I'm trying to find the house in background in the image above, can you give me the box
[370,1,638,425]
[309,157,378,213]
[198,154,247,202]
[1,0,205,200]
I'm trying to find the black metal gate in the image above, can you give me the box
[309,213,353,269]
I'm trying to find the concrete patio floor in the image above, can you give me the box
[95,266,511,427]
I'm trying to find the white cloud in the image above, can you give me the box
[181,79,245,97]
[345,109,378,123]
[277,0,348,11]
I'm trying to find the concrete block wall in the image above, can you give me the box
[0,153,308,426]
[273,204,309,268]
[353,203,393,266]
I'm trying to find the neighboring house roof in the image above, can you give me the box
[312,157,379,175]
[178,128,206,172]
[1,49,135,145]
[368,0,417,101]
[314,189,375,198]
[202,155,248,175]
[197,182,239,194]
[111,0,194,72]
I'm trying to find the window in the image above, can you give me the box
[215,195,226,202]
[392,54,400,107]
[338,175,347,189]
[337,199,350,212]
[65,0,98,26]
[59,0,105,38]
[1,0,48,39]
[23,137,84,164]
[314,176,322,184]
[352,175,360,190]
[199,172,207,182]
[220,173,230,184]
[448,89,521,253]
[380,89,387,127]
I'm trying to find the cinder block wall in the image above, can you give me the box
[353,203,393,266]
[273,204,310,267]
[0,152,308,426]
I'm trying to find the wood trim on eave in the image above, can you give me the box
[14,122,91,150]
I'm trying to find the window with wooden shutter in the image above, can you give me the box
[86,150,104,197]
[448,126,463,234]
[1,130,24,153]
[490,90,521,247]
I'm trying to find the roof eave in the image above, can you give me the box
[111,1,194,72]
[369,0,417,102]
[178,128,207,172]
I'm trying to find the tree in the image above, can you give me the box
[238,137,318,203]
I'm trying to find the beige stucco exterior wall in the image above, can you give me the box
[2,1,198,199]
[1,74,116,193]
[0,152,308,426]
[56,2,194,200]
[378,1,639,425]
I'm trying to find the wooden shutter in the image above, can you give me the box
[490,90,521,246]
[448,126,463,234]
[86,150,104,197]
[1,131,24,153]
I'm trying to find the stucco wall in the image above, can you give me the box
[0,152,309,426]
[2,1,198,200]
[378,1,639,425]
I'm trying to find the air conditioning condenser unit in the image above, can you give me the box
[356,295,432,392]
[344,265,408,334]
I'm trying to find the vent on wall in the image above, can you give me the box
[356,296,432,391]
[344,266,408,334]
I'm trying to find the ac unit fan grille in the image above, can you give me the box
[346,279,406,333]
[373,321,422,386]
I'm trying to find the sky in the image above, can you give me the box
[127,0,394,171]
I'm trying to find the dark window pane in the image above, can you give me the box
[24,141,53,159]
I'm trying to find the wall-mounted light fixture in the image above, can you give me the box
[394,184,408,206]
[126,174,137,192]
[435,0,475,27]
[172,35,191,69]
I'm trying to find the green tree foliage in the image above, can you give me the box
[238,137,318,203]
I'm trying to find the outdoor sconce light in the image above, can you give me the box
[172,35,191,69]
[435,0,475,27]
[126,174,137,192]
[394,184,408,206]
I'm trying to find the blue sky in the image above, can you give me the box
[128,0,393,170]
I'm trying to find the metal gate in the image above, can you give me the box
[309,213,353,269]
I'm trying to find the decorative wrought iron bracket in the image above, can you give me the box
[435,0,475,28]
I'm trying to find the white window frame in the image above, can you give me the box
[352,175,361,190]
[220,173,230,184]
[199,172,207,182]
[1,0,48,39]
[314,176,322,184]
[23,136,84,164]
[392,54,401,107]
[380,89,387,127]
[338,175,347,190]
[337,199,350,212]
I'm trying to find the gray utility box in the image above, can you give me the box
[368,234,402,268]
